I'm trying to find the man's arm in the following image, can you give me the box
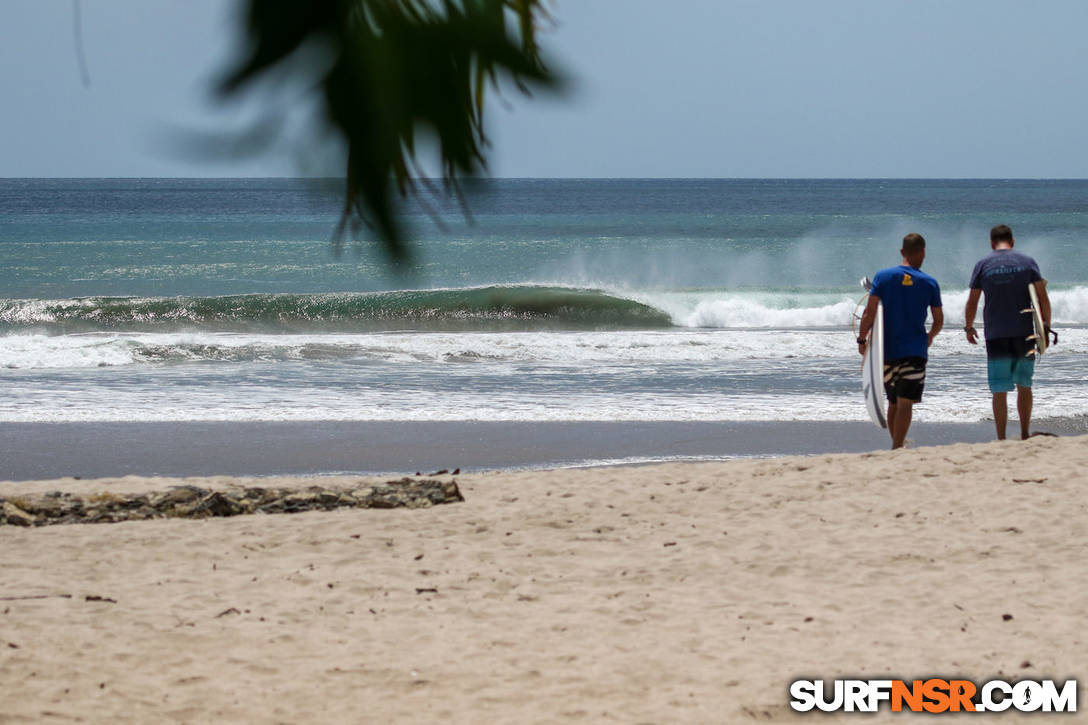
[857,294,880,357]
[963,288,982,345]
[928,306,944,346]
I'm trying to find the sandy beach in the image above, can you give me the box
[1,434,1085,723]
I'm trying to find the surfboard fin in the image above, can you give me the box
[1021,308,1033,314]
[860,276,873,292]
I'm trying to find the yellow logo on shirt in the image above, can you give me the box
[901,273,913,286]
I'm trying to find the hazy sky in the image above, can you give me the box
[3,0,1088,178]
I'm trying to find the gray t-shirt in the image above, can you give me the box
[968,249,1042,340]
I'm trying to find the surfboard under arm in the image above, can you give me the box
[861,299,887,429]
[1025,283,1047,357]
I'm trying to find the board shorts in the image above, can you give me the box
[985,337,1036,393]
[883,357,926,403]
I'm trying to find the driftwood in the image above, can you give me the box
[0,478,463,527]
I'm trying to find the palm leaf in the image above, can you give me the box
[219,0,559,262]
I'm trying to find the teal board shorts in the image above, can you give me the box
[985,337,1035,393]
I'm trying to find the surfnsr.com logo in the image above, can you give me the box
[789,678,1077,713]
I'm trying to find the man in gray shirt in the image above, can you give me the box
[963,224,1052,440]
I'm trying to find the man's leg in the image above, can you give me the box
[885,358,924,449]
[891,398,914,449]
[886,400,899,445]
[986,341,1022,442]
[992,392,1008,440]
[1017,385,1033,440]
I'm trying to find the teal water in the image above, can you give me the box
[4,178,1088,300]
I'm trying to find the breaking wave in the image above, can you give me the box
[4,285,1087,335]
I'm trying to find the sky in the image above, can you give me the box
[2,0,1088,178]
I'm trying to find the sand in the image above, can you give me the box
[1,435,1085,723]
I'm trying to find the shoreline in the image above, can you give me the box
[1,435,1084,722]
[0,419,1010,481]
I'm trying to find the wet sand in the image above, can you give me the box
[0,419,999,480]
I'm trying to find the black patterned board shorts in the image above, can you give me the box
[883,357,926,403]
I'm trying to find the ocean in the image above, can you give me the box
[2,178,1086,443]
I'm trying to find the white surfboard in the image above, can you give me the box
[1027,283,1047,356]
[862,300,887,429]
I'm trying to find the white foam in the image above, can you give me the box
[0,329,869,370]
[2,380,1083,423]
[629,285,1088,328]
[0,334,137,369]
[679,296,858,328]
[5,324,1088,371]
[1050,286,1088,324]
[614,288,861,329]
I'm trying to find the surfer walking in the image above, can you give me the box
[963,224,1052,440]
[857,233,944,449]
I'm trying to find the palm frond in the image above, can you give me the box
[219,0,559,261]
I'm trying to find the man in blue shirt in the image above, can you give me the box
[858,233,944,449]
[964,224,1052,440]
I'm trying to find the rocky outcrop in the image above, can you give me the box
[0,478,463,527]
